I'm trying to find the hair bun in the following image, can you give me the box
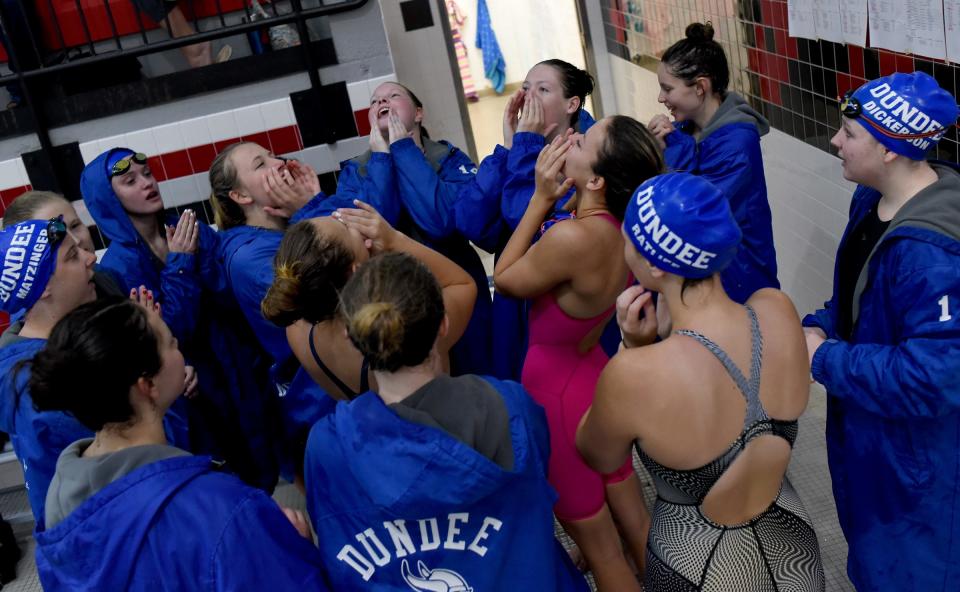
[685,22,715,42]
[350,301,405,360]
[261,269,302,328]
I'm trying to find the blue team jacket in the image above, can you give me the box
[0,338,197,526]
[277,366,338,469]
[216,193,330,370]
[0,339,91,525]
[81,150,280,491]
[305,376,587,591]
[216,194,336,475]
[324,138,493,376]
[803,163,960,590]
[663,93,779,302]
[450,112,607,380]
[35,455,327,591]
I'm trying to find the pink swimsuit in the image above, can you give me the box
[520,213,634,522]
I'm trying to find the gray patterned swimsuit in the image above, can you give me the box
[638,305,825,591]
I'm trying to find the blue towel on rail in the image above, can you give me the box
[475,0,506,94]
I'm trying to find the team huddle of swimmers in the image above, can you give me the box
[0,19,958,592]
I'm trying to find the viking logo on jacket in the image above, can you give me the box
[401,559,472,592]
[335,513,502,582]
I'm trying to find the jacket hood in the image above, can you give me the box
[35,456,213,590]
[351,138,454,177]
[852,162,960,323]
[0,337,45,434]
[888,162,960,245]
[44,440,189,530]
[80,148,149,247]
[700,92,770,140]
[326,390,535,514]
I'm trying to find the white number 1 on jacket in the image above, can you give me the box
[939,295,952,322]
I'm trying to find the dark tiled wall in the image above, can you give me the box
[602,0,960,163]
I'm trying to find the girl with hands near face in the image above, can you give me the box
[456,60,599,381]
[332,199,398,254]
[616,284,659,350]
[261,160,320,220]
[85,144,293,493]
[367,106,420,153]
[646,113,673,150]
[652,22,779,303]
[79,144,288,502]
[329,81,494,376]
[207,141,332,368]
[517,92,561,141]
[494,116,663,589]
[262,200,476,402]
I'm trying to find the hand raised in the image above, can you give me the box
[368,108,389,153]
[647,114,674,150]
[517,93,559,139]
[616,284,658,349]
[533,134,574,204]
[333,200,398,255]
[166,209,199,255]
[183,365,199,399]
[261,165,313,219]
[129,285,161,315]
[502,88,525,149]
[387,111,415,145]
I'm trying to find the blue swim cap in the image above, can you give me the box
[0,219,63,315]
[623,173,741,279]
[847,72,959,160]
[104,147,135,174]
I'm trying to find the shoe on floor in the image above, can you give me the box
[215,45,233,63]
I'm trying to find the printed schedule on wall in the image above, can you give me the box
[789,0,955,63]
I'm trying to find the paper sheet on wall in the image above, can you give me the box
[908,0,947,60]
[840,0,868,45]
[868,0,908,53]
[812,0,844,42]
[788,0,817,40]
[944,0,960,62]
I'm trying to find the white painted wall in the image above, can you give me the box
[378,0,471,154]
[604,56,855,316]
[448,0,586,90]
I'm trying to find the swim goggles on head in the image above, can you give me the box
[46,215,67,247]
[839,91,952,140]
[109,152,149,178]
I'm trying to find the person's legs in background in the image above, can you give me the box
[161,4,211,68]
[131,0,230,69]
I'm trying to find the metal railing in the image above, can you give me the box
[0,0,368,190]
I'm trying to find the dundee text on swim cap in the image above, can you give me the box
[841,72,960,160]
[623,173,741,279]
[0,217,67,315]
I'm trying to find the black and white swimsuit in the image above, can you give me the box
[638,306,824,591]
